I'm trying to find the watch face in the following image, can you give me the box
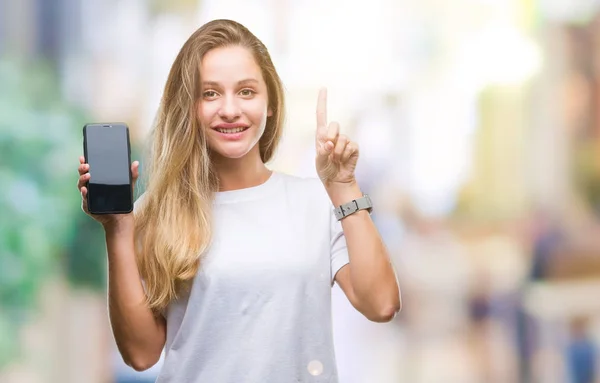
[357,195,371,209]
[334,196,373,220]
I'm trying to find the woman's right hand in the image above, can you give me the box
[77,156,140,228]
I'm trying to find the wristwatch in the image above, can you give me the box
[333,195,373,221]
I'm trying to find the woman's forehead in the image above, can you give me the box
[200,46,262,81]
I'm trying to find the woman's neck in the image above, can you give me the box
[213,147,272,192]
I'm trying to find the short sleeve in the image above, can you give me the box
[330,208,350,285]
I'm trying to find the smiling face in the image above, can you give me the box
[197,45,272,160]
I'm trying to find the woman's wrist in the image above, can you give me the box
[103,216,135,237]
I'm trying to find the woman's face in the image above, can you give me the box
[197,45,272,160]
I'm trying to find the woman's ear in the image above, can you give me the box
[267,107,273,117]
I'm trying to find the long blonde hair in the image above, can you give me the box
[134,19,286,313]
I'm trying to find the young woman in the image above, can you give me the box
[77,19,400,383]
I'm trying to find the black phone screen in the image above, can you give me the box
[83,123,133,214]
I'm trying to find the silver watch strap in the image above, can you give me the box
[333,195,373,220]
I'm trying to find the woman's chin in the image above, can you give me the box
[212,143,255,160]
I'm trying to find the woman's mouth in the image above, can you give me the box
[215,126,249,134]
[212,124,251,141]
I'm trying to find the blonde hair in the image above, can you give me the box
[134,19,286,313]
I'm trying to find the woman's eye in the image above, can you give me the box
[203,90,218,98]
[240,89,255,97]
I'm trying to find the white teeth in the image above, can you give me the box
[217,127,246,134]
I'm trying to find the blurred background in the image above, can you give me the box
[3,0,600,382]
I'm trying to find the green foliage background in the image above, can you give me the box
[0,57,143,367]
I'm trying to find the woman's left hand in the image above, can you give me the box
[315,88,359,186]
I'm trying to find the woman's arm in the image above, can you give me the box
[78,158,165,370]
[327,182,401,323]
[105,221,167,371]
[314,88,401,322]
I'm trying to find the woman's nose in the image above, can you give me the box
[218,95,241,120]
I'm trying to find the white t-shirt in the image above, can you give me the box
[153,171,350,383]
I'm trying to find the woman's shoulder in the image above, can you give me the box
[133,191,149,213]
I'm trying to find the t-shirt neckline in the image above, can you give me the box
[214,171,281,204]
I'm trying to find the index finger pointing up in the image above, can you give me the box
[316,87,328,130]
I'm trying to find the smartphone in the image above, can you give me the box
[82,123,133,214]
